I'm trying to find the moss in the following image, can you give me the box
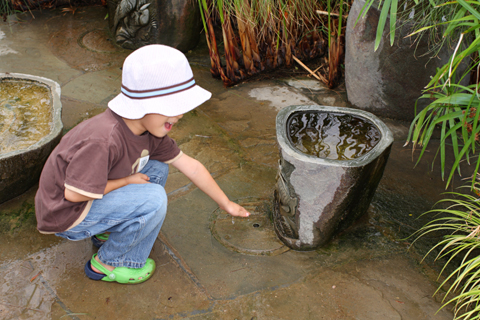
[0,201,37,234]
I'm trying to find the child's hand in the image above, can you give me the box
[104,173,150,195]
[125,173,150,185]
[223,201,250,217]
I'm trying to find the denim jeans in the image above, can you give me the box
[56,160,169,269]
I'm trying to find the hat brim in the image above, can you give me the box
[108,84,212,119]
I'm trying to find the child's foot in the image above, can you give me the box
[84,254,155,284]
[91,254,115,273]
[91,233,110,248]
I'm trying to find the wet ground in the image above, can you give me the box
[0,6,468,319]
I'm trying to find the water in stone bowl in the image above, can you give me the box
[286,111,381,160]
[0,73,62,204]
[0,80,53,153]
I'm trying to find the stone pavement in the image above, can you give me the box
[0,6,460,320]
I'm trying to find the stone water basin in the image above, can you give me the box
[0,73,62,204]
[274,105,394,250]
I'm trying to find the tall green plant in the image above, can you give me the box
[360,0,480,187]
[406,1,480,188]
[412,189,480,319]
[358,0,468,54]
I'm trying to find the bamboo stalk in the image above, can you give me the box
[316,10,348,18]
[292,55,326,83]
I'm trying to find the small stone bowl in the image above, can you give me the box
[0,73,63,204]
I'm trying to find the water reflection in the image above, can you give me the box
[287,111,381,160]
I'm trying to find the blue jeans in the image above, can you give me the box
[56,160,169,269]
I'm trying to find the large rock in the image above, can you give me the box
[345,0,453,121]
[107,0,202,51]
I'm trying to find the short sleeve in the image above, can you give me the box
[64,140,110,198]
[150,135,181,163]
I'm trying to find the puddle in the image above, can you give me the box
[248,86,314,111]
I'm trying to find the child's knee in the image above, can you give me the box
[143,184,167,215]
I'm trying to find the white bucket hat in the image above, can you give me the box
[108,44,212,119]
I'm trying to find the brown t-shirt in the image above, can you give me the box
[35,108,181,233]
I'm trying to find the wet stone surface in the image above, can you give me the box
[0,6,463,319]
[79,29,122,53]
[210,199,289,256]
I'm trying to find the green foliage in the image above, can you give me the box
[359,0,473,54]
[412,190,480,319]
[1,0,33,21]
[406,0,480,189]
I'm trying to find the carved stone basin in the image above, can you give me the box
[0,73,63,204]
[274,105,394,250]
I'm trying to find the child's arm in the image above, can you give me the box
[64,173,150,202]
[171,153,250,217]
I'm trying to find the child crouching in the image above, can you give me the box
[35,45,250,284]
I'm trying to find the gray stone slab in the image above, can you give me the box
[248,85,314,111]
[162,165,322,300]
[0,26,82,85]
[61,68,122,105]
[0,238,211,319]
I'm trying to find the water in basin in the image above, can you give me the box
[0,80,53,153]
[287,111,381,160]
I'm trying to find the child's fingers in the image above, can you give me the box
[242,208,250,217]
[235,205,250,217]
[225,202,250,217]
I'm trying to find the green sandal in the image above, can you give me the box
[84,253,156,284]
[91,233,110,248]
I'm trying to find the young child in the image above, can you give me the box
[35,44,250,284]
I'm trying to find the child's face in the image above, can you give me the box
[141,113,184,137]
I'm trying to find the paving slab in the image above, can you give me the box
[61,67,122,105]
[0,21,82,84]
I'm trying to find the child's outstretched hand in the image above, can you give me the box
[223,201,250,217]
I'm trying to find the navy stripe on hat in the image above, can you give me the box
[121,77,195,99]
